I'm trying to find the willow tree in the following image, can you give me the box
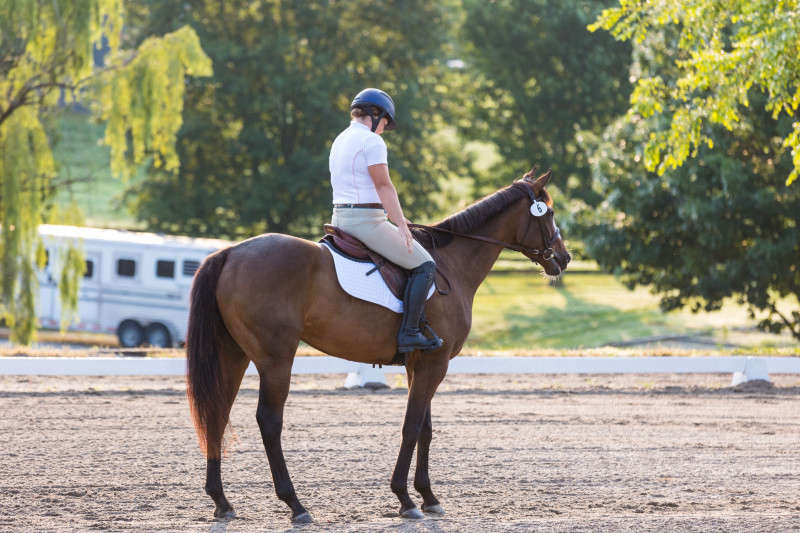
[0,0,212,344]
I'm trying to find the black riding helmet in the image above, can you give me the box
[351,88,396,132]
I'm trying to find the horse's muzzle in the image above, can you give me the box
[555,251,571,272]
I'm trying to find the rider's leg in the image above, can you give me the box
[397,261,442,352]
[331,208,430,269]
[331,208,443,350]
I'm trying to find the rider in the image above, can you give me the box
[329,88,442,353]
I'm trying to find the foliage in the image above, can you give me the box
[0,0,211,344]
[591,0,800,185]
[96,26,212,179]
[457,0,632,208]
[57,243,86,331]
[123,0,471,239]
[582,96,800,340]
[48,204,87,331]
[0,107,53,343]
[583,2,800,341]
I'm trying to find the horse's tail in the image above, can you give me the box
[186,247,232,457]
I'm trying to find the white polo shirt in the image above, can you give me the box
[329,121,388,204]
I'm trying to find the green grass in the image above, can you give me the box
[50,109,141,229]
[466,271,796,351]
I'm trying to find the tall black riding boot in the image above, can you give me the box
[397,261,443,353]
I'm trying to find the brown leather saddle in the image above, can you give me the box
[320,224,409,299]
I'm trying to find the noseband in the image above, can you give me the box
[409,183,560,260]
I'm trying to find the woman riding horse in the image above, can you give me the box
[329,88,442,353]
[186,102,571,523]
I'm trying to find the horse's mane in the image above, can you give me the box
[412,181,550,249]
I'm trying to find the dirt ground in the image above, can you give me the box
[1,372,799,532]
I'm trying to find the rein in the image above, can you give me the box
[409,182,561,296]
[408,183,559,261]
[409,223,554,260]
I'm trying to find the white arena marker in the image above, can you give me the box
[344,365,389,389]
[730,356,771,386]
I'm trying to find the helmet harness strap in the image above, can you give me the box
[370,110,387,132]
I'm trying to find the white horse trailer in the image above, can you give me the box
[36,225,230,347]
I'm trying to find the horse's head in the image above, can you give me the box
[514,167,571,277]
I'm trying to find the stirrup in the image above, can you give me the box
[397,320,443,353]
[397,334,443,353]
[421,319,442,343]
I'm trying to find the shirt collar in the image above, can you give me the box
[351,120,371,131]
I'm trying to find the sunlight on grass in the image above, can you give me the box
[467,272,791,350]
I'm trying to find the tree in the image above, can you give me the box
[591,0,800,185]
[581,26,800,341]
[457,0,632,206]
[122,0,472,239]
[0,0,211,344]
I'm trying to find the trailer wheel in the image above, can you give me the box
[117,320,144,347]
[144,323,172,348]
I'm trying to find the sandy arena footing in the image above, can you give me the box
[2,373,799,532]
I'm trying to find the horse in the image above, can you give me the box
[185,167,570,523]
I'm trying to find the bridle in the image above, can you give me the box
[409,181,560,261]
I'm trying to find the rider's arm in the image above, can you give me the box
[368,163,414,252]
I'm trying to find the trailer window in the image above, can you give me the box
[84,260,94,279]
[117,259,136,277]
[156,260,175,278]
[182,260,200,276]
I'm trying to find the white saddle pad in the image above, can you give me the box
[321,242,434,313]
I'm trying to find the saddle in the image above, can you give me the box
[320,224,408,299]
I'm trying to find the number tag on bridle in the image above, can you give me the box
[530,201,547,217]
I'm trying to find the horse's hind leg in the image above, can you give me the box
[254,355,311,523]
[414,404,444,515]
[204,343,249,519]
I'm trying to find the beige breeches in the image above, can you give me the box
[331,207,433,269]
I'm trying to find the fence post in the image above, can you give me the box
[344,364,389,389]
[730,356,770,386]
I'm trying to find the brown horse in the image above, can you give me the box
[186,168,570,523]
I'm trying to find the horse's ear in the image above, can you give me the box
[533,169,552,189]
[521,165,539,182]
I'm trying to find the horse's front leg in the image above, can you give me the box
[390,358,447,519]
[414,405,444,515]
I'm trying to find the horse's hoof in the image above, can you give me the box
[291,511,313,524]
[422,503,445,516]
[214,509,235,521]
[400,507,424,519]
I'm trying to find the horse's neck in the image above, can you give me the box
[440,201,523,296]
